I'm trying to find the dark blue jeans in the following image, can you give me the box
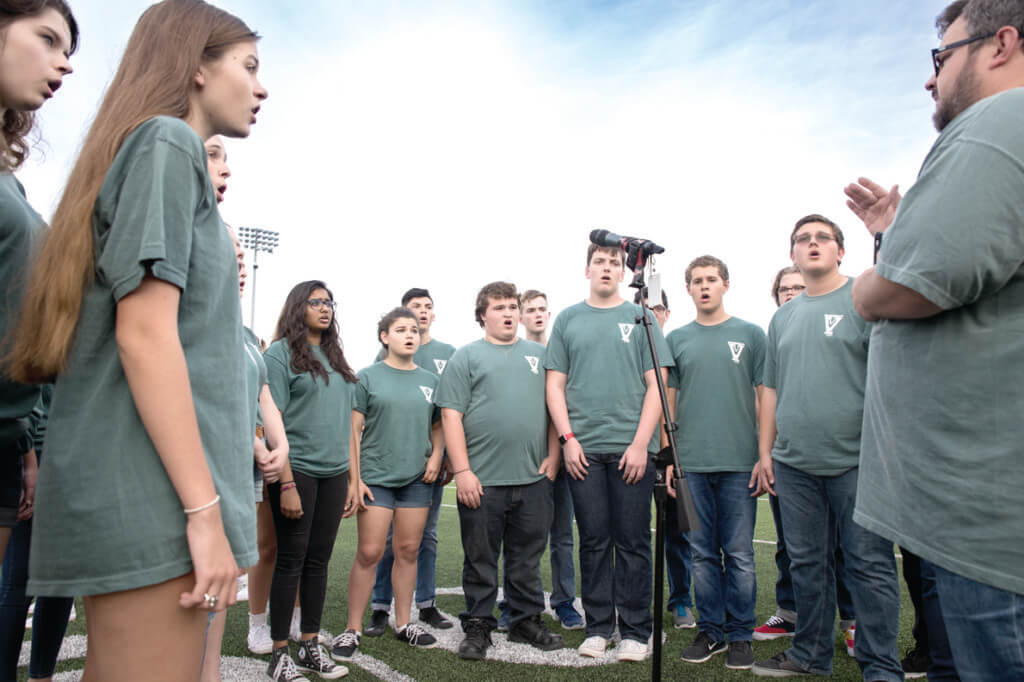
[568,451,655,643]
[687,472,756,643]
[547,468,576,608]
[372,477,444,611]
[932,563,1024,681]
[457,479,553,628]
[0,518,74,681]
[774,461,902,681]
[664,494,693,612]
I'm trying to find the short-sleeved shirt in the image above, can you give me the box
[667,317,765,472]
[0,173,43,454]
[763,279,870,475]
[354,362,438,488]
[855,88,1024,596]
[30,117,257,596]
[265,339,354,478]
[545,301,672,454]
[435,338,547,486]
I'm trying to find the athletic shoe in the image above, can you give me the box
[295,639,348,679]
[419,605,453,629]
[754,615,796,641]
[236,574,249,602]
[396,622,437,648]
[365,610,388,637]
[681,632,728,663]
[617,638,650,662]
[726,641,755,670]
[495,604,510,632]
[843,624,855,657]
[331,629,360,660]
[553,602,584,630]
[267,646,310,682]
[578,635,608,658]
[509,614,563,651]
[457,618,492,660]
[673,605,696,629]
[248,621,274,655]
[751,651,813,677]
[901,645,930,679]
[289,610,302,642]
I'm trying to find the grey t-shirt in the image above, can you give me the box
[763,279,871,475]
[855,87,1024,596]
[667,317,765,472]
[31,117,257,596]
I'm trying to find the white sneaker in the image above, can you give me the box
[289,610,302,642]
[617,638,649,662]
[236,575,249,602]
[248,621,273,655]
[578,635,608,658]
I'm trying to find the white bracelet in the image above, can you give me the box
[184,494,220,515]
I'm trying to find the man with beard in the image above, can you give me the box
[847,1,1024,679]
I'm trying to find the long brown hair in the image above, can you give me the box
[9,0,257,382]
[0,0,79,170]
[273,281,357,385]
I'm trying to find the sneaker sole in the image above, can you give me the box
[508,632,564,651]
[904,672,927,679]
[363,628,386,637]
[617,650,649,662]
[674,621,697,630]
[578,645,606,658]
[557,621,585,630]
[249,642,274,655]
[753,630,795,641]
[330,649,357,661]
[751,664,811,677]
[295,664,348,679]
[726,659,755,670]
[681,645,728,663]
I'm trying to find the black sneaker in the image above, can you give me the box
[726,641,755,670]
[901,646,930,679]
[681,631,728,663]
[267,645,310,682]
[365,610,388,637]
[295,639,348,679]
[331,629,360,660]
[457,618,492,660]
[396,622,437,647]
[752,651,813,677]
[508,614,564,651]
[419,605,453,629]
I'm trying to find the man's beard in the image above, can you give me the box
[933,54,983,132]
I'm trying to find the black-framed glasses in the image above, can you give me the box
[932,32,995,76]
[306,298,336,310]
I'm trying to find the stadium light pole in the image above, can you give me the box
[236,226,280,330]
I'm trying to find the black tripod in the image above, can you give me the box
[624,241,700,681]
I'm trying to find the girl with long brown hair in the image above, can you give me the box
[263,280,358,680]
[9,1,268,680]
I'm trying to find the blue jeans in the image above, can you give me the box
[687,472,756,643]
[917,558,959,680]
[372,478,444,610]
[665,494,693,612]
[568,451,654,642]
[0,518,74,681]
[774,461,902,681]
[548,468,575,607]
[932,563,1024,681]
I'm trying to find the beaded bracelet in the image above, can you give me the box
[280,482,297,492]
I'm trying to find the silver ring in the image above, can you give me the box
[204,593,218,608]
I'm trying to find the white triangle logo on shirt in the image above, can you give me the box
[433,359,447,374]
[824,314,844,337]
[619,323,635,343]
[525,355,540,374]
[419,386,434,402]
[728,341,745,364]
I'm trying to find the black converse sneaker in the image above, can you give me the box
[395,622,437,647]
[267,646,310,682]
[295,639,348,679]
[331,629,360,660]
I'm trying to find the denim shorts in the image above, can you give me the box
[366,479,433,510]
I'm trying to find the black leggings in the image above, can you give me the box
[267,469,348,641]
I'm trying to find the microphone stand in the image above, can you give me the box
[626,243,699,682]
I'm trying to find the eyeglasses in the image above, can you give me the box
[306,298,336,310]
[932,32,995,76]
[778,285,806,296]
[793,231,835,245]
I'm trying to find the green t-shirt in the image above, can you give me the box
[435,338,547,486]
[30,117,257,596]
[763,279,870,475]
[375,338,456,375]
[243,326,267,433]
[0,173,43,453]
[354,362,438,488]
[265,339,354,478]
[545,301,672,454]
[667,317,765,472]
[855,87,1024,596]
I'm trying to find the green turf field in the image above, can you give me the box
[35,485,914,680]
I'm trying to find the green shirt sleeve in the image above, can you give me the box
[435,348,471,414]
[264,342,291,415]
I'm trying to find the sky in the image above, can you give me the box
[19,0,947,365]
